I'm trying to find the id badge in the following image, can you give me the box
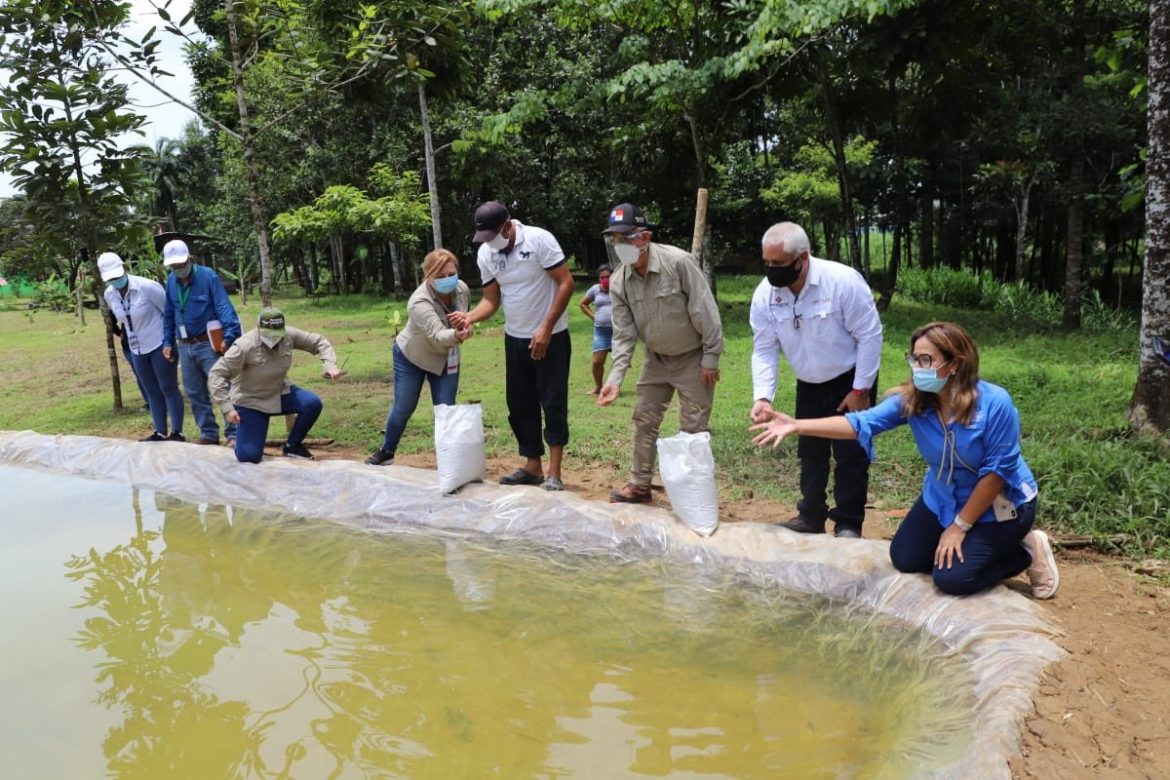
[446,348,459,374]
[178,324,188,339]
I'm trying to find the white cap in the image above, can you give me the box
[162,239,190,267]
[97,252,125,282]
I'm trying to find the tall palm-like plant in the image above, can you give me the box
[142,138,184,231]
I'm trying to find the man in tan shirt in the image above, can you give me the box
[209,307,342,463]
[597,203,724,502]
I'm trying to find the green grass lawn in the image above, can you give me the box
[1,276,1166,556]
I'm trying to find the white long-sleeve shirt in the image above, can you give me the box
[749,256,883,400]
[104,274,167,355]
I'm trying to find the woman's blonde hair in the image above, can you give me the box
[899,321,981,424]
[421,248,458,282]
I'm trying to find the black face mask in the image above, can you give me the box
[765,260,802,288]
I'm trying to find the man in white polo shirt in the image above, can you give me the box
[449,201,575,491]
[749,222,883,538]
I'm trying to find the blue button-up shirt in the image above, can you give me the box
[846,380,1038,528]
[162,265,241,350]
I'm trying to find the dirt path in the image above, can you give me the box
[186,439,1170,778]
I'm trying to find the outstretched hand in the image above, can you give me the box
[749,412,799,448]
[597,384,620,406]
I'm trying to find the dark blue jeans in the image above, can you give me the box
[504,330,570,458]
[233,386,322,463]
[129,346,184,435]
[381,342,459,454]
[795,368,874,529]
[889,495,1037,596]
[179,339,237,441]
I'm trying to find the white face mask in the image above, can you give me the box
[614,241,642,265]
[260,334,283,349]
[485,225,510,251]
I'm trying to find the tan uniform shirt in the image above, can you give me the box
[209,326,338,415]
[606,242,724,387]
[396,280,470,375]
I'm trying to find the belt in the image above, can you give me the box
[179,332,210,344]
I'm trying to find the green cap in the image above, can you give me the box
[258,306,286,341]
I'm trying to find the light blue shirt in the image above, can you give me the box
[583,283,612,327]
[104,275,167,355]
[846,380,1038,528]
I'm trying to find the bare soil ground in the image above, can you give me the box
[173,438,1170,778]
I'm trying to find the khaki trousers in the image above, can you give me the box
[629,348,714,487]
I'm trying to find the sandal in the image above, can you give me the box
[609,484,652,504]
[542,476,565,491]
[499,468,544,486]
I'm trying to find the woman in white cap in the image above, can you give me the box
[99,251,185,441]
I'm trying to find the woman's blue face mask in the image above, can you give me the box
[432,274,459,294]
[912,366,950,393]
[107,275,129,290]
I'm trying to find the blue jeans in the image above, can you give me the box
[178,339,237,441]
[234,386,323,463]
[120,331,149,405]
[129,346,184,435]
[381,342,459,454]
[889,495,1037,596]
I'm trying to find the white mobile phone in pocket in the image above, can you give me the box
[992,493,1018,522]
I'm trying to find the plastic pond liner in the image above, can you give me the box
[0,431,1061,778]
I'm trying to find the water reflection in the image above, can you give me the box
[65,490,263,777]
[58,488,972,778]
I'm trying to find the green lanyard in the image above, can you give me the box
[176,266,195,320]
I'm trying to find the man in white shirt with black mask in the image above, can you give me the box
[749,222,883,538]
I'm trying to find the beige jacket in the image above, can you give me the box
[396,280,470,375]
[210,326,338,414]
[607,242,724,387]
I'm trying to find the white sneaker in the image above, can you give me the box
[1025,530,1060,599]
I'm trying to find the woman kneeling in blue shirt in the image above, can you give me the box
[751,321,1059,599]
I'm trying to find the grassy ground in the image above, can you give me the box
[1,276,1166,556]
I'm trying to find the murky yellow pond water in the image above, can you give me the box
[0,466,973,778]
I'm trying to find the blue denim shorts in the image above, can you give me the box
[592,324,613,353]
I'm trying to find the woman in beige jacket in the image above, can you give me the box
[366,248,473,465]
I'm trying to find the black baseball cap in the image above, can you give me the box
[601,202,648,235]
[473,201,510,242]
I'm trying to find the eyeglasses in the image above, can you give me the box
[905,352,947,369]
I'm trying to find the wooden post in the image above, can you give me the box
[690,187,715,295]
[75,285,85,326]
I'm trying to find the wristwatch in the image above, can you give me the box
[850,388,868,396]
[953,516,974,532]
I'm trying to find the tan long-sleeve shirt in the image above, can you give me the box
[606,242,724,388]
[209,327,338,415]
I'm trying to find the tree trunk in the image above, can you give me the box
[1063,0,1088,329]
[690,187,715,296]
[919,169,935,269]
[1013,182,1032,282]
[1063,157,1085,330]
[877,67,907,309]
[1128,0,1170,433]
[418,81,443,250]
[816,49,862,271]
[225,0,275,308]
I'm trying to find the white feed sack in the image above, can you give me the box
[657,431,719,537]
[434,403,486,494]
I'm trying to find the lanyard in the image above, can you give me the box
[176,267,195,319]
[118,290,139,352]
